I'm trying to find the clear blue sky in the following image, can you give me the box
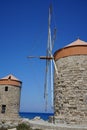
[0,0,87,113]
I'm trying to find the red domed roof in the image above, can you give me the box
[0,74,22,87]
[54,39,87,60]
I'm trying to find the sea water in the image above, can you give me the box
[19,112,54,120]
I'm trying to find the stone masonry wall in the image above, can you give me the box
[54,55,87,125]
[0,85,21,119]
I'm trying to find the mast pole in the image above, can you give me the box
[48,5,54,109]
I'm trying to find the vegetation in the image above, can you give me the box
[16,123,31,130]
[16,123,42,130]
[0,127,7,130]
[0,123,42,130]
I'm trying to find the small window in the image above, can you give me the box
[1,105,6,113]
[5,86,8,91]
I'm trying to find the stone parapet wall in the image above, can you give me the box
[54,55,87,125]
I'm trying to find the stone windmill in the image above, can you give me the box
[0,74,22,119]
[53,39,87,125]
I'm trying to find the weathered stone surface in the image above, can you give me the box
[54,55,87,125]
[0,85,20,119]
[0,74,22,120]
[29,119,87,130]
[8,128,16,130]
[0,84,21,118]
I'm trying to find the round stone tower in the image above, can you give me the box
[0,74,22,119]
[54,39,87,125]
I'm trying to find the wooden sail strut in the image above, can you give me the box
[27,56,53,60]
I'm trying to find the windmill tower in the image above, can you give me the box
[0,74,22,119]
[53,39,87,125]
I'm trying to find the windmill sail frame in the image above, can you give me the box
[28,5,58,111]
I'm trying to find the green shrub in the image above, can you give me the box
[0,127,7,130]
[16,123,31,130]
[0,124,42,130]
[16,123,42,130]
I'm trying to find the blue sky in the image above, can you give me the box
[0,0,87,113]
